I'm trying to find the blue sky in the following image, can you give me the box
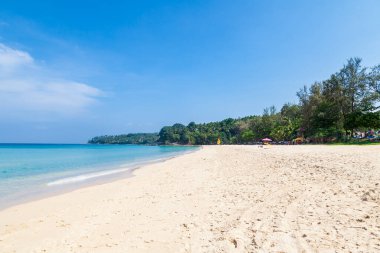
[1,0,380,143]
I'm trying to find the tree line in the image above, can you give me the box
[158,58,380,144]
[89,58,380,145]
[88,133,159,144]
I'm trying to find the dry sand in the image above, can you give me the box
[0,145,379,252]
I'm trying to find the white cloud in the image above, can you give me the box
[0,43,102,116]
[0,43,33,70]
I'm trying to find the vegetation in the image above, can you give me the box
[88,133,159,144]
[157,58,380,145]
[89,58,380,145]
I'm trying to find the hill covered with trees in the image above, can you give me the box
[89,58,380,145]
[88,133,159,144]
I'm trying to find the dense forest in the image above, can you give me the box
[89,58,380,145]
[88,133,158,144]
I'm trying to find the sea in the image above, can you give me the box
[0,144,198,209]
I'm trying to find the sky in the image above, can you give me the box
[1,0,380,143]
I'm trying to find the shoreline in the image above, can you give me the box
[0,147,201,211]
[1,145,379,252]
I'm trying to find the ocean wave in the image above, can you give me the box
[46,157,170,186]
[46,167,132,186]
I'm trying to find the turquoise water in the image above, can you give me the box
[0,144,197,209]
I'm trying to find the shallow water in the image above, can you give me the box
[0,144,197,209]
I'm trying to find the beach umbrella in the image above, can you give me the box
[262,138,272,142]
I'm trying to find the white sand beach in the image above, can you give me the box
[0,145,379,252]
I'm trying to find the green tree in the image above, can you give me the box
[241,130,254,143]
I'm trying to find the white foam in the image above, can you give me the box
[46,150,196,187]
[46,157,169,186]
[47,167,132,186]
